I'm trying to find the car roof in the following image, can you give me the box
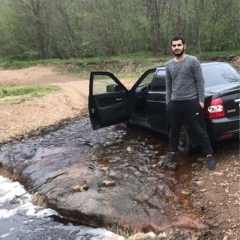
[200,61,229,67]
[155,61,230,71]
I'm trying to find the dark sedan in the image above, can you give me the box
[88,62,240,154]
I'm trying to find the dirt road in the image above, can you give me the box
[0,66,89,143]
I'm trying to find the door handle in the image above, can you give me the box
[234,99,240,103]
[116,98,122,101]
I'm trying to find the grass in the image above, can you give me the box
[0,85,61,105]
[197,49,240,58]
[0,50,239,68]
[0,50,239,77]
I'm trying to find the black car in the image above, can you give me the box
[88,62,240,154]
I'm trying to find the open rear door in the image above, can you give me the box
[89,71,132,130]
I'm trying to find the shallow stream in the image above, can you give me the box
[0,118,203,238]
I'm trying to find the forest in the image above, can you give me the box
[0,0,239,60]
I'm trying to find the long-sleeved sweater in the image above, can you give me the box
[165,55,205,104]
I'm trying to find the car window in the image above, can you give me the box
[150,69,166,91]
[92,75,122,94]
[138,71,155,87]
[202,63,240,87]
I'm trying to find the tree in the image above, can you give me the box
[0,0,239,59]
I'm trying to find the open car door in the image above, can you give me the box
[89,71,132,130]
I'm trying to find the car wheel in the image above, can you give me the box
[178,126,192,155]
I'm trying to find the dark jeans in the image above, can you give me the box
[166,99,213,155]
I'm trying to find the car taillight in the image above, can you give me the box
[204,98,225,119]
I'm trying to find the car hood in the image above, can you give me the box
[205,83,240,95]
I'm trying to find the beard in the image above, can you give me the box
[173,48,185,57]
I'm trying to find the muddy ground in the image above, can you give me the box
[0,65,239,240]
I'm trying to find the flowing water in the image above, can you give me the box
[0,175,124,240]
[0,118,202,239]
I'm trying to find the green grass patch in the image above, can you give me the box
[0,53,167,71]
[0,57,65,69]
[0,85,61,105]
[198,49,240,58]
[0,50,239,77]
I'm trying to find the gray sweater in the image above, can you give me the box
[165,55,205,104]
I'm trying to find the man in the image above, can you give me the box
[163,35,216,170]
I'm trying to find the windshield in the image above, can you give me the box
[202,63,240,87]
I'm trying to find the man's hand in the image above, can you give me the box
[199,101,204,108]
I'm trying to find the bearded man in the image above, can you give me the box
[163,35,216,170]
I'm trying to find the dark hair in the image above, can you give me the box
[171,36,185,45]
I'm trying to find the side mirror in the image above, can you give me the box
[106,84,119,92]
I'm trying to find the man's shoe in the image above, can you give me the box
[162,153,179,170]
[207,156,216,170]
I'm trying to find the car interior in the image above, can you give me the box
[133,72,166,118]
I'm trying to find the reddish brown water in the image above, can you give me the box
[0,118,205,232]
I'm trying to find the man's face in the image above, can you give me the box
[171,40,186,57]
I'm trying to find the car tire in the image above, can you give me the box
[178,126,192,155]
